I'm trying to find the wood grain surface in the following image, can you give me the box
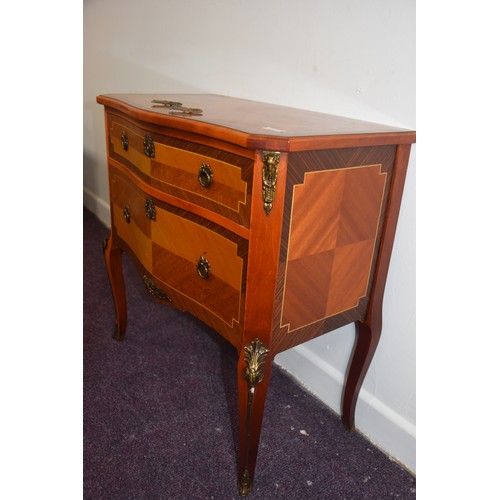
[108,112,253,228]
[98,93,416,494]
[97,94,416,150]
[110,167,247,349]
[271,145,397,354]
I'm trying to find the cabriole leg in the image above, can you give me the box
[103,233,127,341]
[341,320,382,431]
[237,338,272,496]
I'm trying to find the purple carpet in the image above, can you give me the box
[83,207,416,499]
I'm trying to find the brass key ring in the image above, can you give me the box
[151,99,203,115]
[151,99,183,108]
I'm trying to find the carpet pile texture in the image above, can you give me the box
[83,208,416,499]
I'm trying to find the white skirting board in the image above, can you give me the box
[83,187,110,228]
[274,344,416,474]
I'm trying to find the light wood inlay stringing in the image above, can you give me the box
[97,93,415,495]
[281,164,387,332]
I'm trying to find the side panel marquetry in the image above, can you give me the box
[281,165,387,331]
[272,146,396,353]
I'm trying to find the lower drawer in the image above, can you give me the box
[110,168,248,348]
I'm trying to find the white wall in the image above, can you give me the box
[84,0,416,472]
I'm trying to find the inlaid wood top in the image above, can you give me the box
[97,94,416,151]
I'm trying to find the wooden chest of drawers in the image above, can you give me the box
[97,93,415,495]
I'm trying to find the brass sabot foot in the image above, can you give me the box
[238,469,253,496]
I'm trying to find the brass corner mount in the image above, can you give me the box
[262,151,280,215]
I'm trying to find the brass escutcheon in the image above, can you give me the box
[145,198,156,220]
[121,131,128,151]
[144,134,155,158]
[123,205,131,223]
[198,163,213,188]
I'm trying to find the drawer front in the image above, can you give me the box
[110,169,247,345]
[108,114,253,228]
[111,170,153,273]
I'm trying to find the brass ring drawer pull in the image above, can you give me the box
[198,163,213,188]
[197,256,211,279]
[145,197,156,220]
[144,134,155,158]
[123,205,131,223]
[121,131,129,151]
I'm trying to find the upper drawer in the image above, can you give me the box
[107,113,253,228]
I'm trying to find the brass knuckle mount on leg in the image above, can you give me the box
[239,338,270,496]
[243,338,270,386]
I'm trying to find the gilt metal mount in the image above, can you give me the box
[198,163,213,188]
[239,469,252,497]
[123,205,131,224]
[144,134,155,158]
[239,338,270,496]
[143,275,172,303]
[197,256,211,280]
[262,151,280,215]
[243,338,270,386]
[121,131,129,151]
[145,197,156,221]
